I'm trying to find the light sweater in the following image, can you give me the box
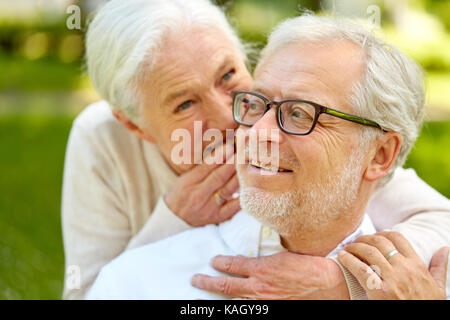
[86,212,376,299]
[62,101,450,300]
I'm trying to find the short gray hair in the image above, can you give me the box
[257,14,425,185]
[86,0,248,124]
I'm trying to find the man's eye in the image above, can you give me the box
[222,69,235,82]
[292,110,305,118]
[176,101,193,112]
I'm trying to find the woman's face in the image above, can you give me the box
[139,27,253,174]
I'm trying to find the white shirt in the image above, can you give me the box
[86,211,376,300]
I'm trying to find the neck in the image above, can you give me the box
[280,213,364,256]
[279,190,372,257]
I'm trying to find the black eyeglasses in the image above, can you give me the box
[232,90,387,135]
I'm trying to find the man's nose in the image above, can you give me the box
[249,107,284,145]
[203,90,237,131]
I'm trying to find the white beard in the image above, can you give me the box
[238,147,366,236]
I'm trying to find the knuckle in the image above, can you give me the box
[219,187,232,199]
[359,265,370,275]
[254,262,269,276]
[356,235,372,242]
[210,169,227,185]
[386,231,404,243]
[188,188,204,206]
[223,258,237,273]
[344,243,357,252]
[251,281,271,296]
[371,235,386,246]
[364,246,378,258]
[217,278,232,295]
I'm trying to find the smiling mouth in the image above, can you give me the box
[250,160,293,173]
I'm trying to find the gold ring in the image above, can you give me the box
[214,192,226,205]
[385,249,399,260]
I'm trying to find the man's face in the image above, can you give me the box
[236,40,369,235]
[140,27,252,174]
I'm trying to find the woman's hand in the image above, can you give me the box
[165,149,240,227]
[338,231,449,300]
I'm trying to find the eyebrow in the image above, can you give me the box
[163,56,234,107]
[164,89,189,106]
[251,85,271,98]
[214,55,233,79]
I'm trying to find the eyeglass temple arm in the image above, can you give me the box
[324,107,387,131]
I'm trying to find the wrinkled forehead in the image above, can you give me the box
[143,26,243,90]
[159,26,241,65]
[253,40,365,106]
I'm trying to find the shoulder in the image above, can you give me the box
[112,224,224,267]
[67,101,142,159]
[89,225,227,299]
[71,100,130,142]
[377,167,449,206]
[104,225,223,278]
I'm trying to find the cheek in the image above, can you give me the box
[289,135,342,182]
[289,136,326,163]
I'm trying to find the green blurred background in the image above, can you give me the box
[0,0,449,300]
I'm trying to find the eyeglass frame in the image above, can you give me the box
[232,90,387,136]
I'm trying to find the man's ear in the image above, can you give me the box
[364,131,402,182]
[112,110,156,143]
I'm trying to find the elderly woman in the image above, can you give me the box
[62,0,450,299]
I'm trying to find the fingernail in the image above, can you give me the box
[211,255,223,266]
[338,250,347,257]
[191,274,200,286]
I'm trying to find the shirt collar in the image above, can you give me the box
[218,210,262,257]
[327,214,376,257]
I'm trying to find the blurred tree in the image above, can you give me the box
[425,0,450,31]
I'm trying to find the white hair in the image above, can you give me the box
[257,14,425,185]
[85,0,248,124]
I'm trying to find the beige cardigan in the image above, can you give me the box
[62,101,450,299]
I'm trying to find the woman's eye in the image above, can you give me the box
[222,69,235,82]
[176,100,193,112]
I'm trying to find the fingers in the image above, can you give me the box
[216,174,239,201]
[191,274,252,297]
[428,246,450,291]
[187,147,235,183]
[353,234,401,265]
[186,162,222,183]
[199,194,240,225]
[210,255,254,277]
[375,231,420,260]
[201,163,236,195]
[344,242,393,273]
[337,250,382,293]
[216,198,241,223]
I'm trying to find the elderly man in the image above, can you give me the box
[85,15,449,300]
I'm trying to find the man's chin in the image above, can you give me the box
[240,186,298,221]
